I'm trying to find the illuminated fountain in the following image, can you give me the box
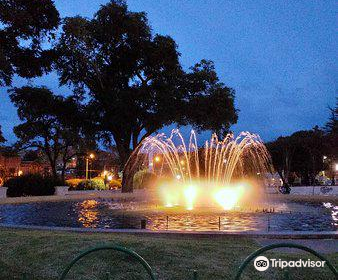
[127,130,273,211]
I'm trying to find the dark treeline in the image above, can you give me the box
[266,100,337,186]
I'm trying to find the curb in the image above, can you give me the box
[0,224,337,239]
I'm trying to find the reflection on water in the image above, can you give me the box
[0,199,336,232]
[146,213,267,231]
[77,200,99,228]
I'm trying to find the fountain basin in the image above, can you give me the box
[0,197,336,233]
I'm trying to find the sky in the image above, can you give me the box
[0,0,337,145]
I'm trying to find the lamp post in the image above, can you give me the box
[85,153,95,183]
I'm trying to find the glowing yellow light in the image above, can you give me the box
[214,188,241,210]
[180,160,185,165]
[103,170,108,176]
[184,185,197,210]
[18,170,23,176]
[160,184,177,208]
[107,175,113,181]
[176,174,181,180]
[89,153,95,159]
[154,156,161,162]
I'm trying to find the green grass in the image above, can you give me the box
[0,229,336,279]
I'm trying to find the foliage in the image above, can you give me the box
[65,178,83,189]
[324,98,338,135]
[109,179,122,189]
[67,177,121,190]
[4,174,62,197]
[0,125,5,143]
[133,169,157,189]
[0,0,60,86]
[67,178,107,190]
[54,0,237,191]
[9,86,96,181]
[323,99,338,169]
[22,150,42,162]
[267,126,326,185]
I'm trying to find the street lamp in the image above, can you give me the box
[85,153,95,182]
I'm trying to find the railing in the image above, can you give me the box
[20,243,337,279]
[59,245,156,280]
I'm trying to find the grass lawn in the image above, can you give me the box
[0,229,336,280]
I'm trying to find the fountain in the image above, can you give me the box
[127,130,273,210]
[0,130,335,232]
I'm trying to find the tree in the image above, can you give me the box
[22,150,43,162]
[324,98,338,135]
[267,127,326,185]
[266,136,295,185]
[323,100,338,180]
[0,125,5,143]
[291,127,325,185]
[55,0,237,191]
[9,86,95,181]
[0,0,60,86]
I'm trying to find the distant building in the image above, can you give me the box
[20,161,51,176]
[0,152,51,185]
[0,153,21,179]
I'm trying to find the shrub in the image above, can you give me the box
[109,179,122,190]
[4,174,63,197]
[65,178,83,189]
[133,170,157,189]
[69,178,107,190]
[66,177,121,191]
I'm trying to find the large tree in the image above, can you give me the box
[9,86,95,181]
[55,1,237,191]
[0,0,60,86]
[266,136,295,185]
[267,127,326,185]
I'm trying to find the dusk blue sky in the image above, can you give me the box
[1,0,337,145]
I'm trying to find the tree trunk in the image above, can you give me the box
[61,163,67,183]
[122,162,134,193]
[120,139,144,193]
[51,163,58,180]
[115,138,133,192]
[117,128,152,192]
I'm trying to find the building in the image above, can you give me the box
[0,152,51,186]
[0,153,21,180]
